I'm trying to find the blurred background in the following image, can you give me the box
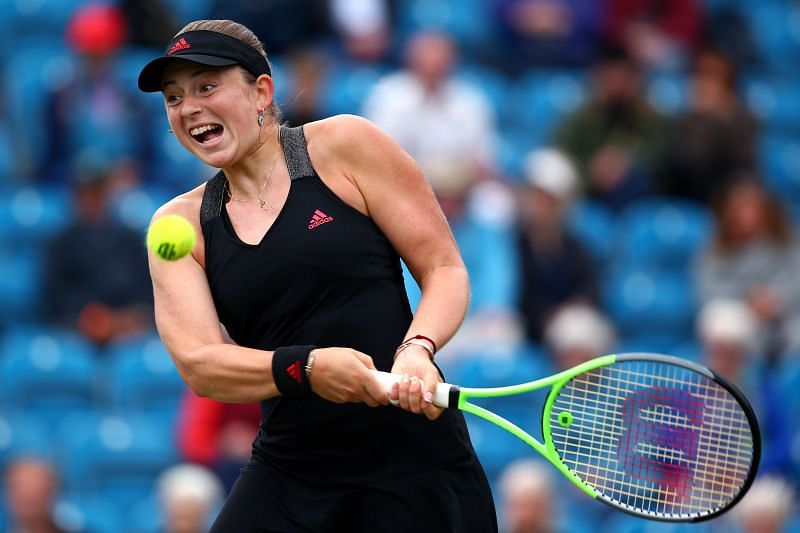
[0,0,799,531]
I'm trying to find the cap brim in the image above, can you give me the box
[137,54,239,92]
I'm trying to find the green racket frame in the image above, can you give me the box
[454,355,616,498]
[373,352,761,522]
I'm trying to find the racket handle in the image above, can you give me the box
[369,370,454,408]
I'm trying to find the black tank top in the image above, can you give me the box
[200,126,474,484]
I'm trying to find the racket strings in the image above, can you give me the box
[549,361,755,519]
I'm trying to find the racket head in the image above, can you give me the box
[544,353,760,522]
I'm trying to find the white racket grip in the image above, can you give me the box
[369,370,454,408]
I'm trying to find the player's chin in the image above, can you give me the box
[191,145,237,169]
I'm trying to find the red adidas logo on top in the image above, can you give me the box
[286,360,303,384]
[308,209,334,230]
[168,38,191,55]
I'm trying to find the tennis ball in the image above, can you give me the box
[147,214,196,261]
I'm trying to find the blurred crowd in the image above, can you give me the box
[1,0,800,532]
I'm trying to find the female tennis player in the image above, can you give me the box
[139,19,497,532]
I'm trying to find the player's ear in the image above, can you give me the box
[255,73,275,112]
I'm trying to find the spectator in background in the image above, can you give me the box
[119,0,179,48]
[543,303,615,371]
[697,298,758,380]
[697,299,792,476]
[489,0,603,73]
[363,30,497,192]
[157,464,225,533]
[695,178,800,359]
[665,48,759,204]
[210,0,332,55]
[364,30,515,321]
[553,46,670,212]
[734,476,795,533]
[177,392,262,493]
[3,457,65,533]
[41,153,153,345]
[498,459,558,533]
[44,2,153,183]
[328,0,395,64]
[603,0,704,71]
[515,149,598,342]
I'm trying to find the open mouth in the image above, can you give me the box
[189,123,224,144]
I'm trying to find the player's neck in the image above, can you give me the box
[226,124,283,188]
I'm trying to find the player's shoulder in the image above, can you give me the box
[303,115,390,160]
[150,181,206,229]
[305,114,383,143]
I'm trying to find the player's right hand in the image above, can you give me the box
[307,347,390,407]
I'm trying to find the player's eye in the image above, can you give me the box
[199,84,215,94]
[164,93,181,106]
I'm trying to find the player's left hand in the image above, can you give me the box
[390,347,444,420]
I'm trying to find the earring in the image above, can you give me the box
[257,109,265,127]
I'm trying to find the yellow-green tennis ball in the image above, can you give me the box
[147,214,196,261]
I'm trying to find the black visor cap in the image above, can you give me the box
[137,30,271,92]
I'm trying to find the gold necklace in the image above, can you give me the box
[227,150,282,211]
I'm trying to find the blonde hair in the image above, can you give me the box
[176,19,282,122]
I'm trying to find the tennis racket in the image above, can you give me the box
[371,353,760,522]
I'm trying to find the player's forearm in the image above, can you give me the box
[177,343,279,403]
[406,264,470,352]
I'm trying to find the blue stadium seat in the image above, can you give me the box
[161,0,214,24]
[114,46,167,119]
[54,495,123,533]
[778,357,800,459]
[668,339,703,362]
[467,414,535,483]
[612,197,712,272]
[395,0,493,54]
[744,76,800,134]
[0,413,51,471]
[451,343,551,388]
[0,246,42,325]
[0,184,72,247]
[320,63,384,117]
[2,39,75,178]
[495,128,534,180]
[455,64,510,120]
[646,72,688,115]
[760,133,800,204]
[566,199,614,267]
[127,493,163,533]
[747,3,800,75]
[505,69,587,145]
[0,327,98,423]
[600,512,714,532]
[111,183,174,232]
[106,333,186,423]
[151,128,217,190]
[614,334,697,358]
[0,124,12,183]
[603,266,696,345]
[4,0,90,41]
[59,412,179,513]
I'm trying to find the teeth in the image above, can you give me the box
[190,124,221,136]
